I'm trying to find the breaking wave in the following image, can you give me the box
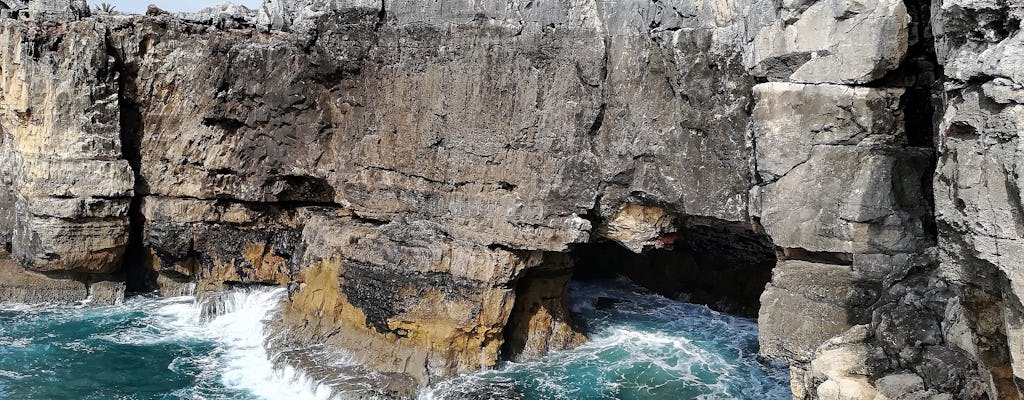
[0,279,789,399]
[420,279,790,400]
[0,287,335,400]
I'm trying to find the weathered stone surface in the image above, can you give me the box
[501,253,587,362]
[28,0,87,20]
[933,1,1024,398]
[751,83,905,181]
[0,249,122,305]
[759,260,860,363]
[0,19,132,273]
[0,0,1019,399]
[808,326,883,400]
[748,0,910,83]
[177,3,257,28]
[597,203,678,253]
[140,196,305,293]
[277,212,584,384]
[752,82,934,255]
[875,373,925,399]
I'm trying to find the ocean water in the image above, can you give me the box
[0,280,789,400]
[420,279,791,400]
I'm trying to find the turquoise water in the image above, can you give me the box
[422,279,791,400]
[0,289,333,400]
[0,280,789,400]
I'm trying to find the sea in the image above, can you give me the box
[0,278,790,400]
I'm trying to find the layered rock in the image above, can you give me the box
[91,0,766,385]
[747,0,997,398]
[747,0,911,83]
[0,14,131,304]
[0,0,1021,398]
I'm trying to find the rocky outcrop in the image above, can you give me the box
[749,0,1000,398]
[933,0,1024,398]
[93,0,760,384]
[0,249,124,305]
[0,13,131,305]
[0,0,1021,398]
[748,0,911,83]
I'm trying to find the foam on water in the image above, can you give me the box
[198,289,337,400]
[1,279,790,399]
[420,278,791,400]
[0,287,338,400]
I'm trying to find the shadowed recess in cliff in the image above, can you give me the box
[501,252,586,362]
[569,221,777,318]
[488,214,785,396]
[108,31,151,293]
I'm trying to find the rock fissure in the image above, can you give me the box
[1,0,1022,398]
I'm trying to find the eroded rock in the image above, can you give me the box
[597,203,678,253]
[759,260,860,363]
[748,0,910,83]
[0,0,1019,398]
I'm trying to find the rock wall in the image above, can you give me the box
[934,1,1024,398]
[0,0,1022,397]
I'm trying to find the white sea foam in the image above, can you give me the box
[420,279,791,400]
[199,288,338,400]
[86,288,339,400]
[0,336,31,348]
[0,370,27,380]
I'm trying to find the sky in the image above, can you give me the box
[101,0,262,14]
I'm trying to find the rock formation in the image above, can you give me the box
[0,0,1021,398]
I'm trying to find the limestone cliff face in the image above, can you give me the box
[933,1,1024,398]
[0,0,1021,398]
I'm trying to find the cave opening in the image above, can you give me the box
[496,215,790,397]
[569,220,778,318]
[500,215,781,364]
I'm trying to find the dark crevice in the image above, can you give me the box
[350,212,391,227]
[201,116,246,133]
[374,0,386,31]
[107,32,152,293]
[902,87,940,148]
[587,103,606,136]
[266,175,337,203]
[868,0,942,243]
[902,0,942,246]
[144,194,341,210]
[779,247,854,266]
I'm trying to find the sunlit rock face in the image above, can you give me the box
[0,20,132,281]
[0,0,1022,397]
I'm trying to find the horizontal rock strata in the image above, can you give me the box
[0,0,1021,398]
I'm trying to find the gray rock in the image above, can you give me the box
[747,0,910,83]
[934,2,1024,396]
[759,260,859,363]
[875,373,925,400]
[177,3,258,28]
[28,0,88,20]
[0,0,1018,398]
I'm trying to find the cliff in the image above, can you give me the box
[0,0,1021,398]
